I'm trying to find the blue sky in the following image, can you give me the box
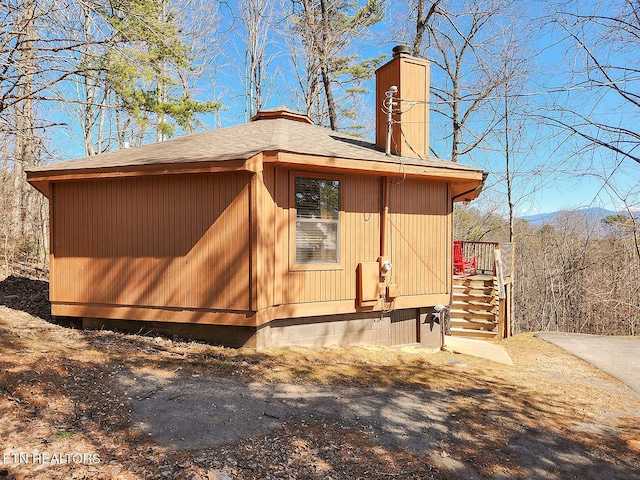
[47,0,639,217]
[213,1,639,216]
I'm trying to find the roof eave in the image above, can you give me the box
[269,151,486,186]
[451,171,488,202]
[26,149,486,202]
[26,156,263,192]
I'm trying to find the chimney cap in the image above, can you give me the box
[392,44,412,57]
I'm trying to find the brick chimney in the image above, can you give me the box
[375,45,430,158]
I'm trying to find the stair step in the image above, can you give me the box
[451,317,498,326]
[450,309,497,321]
[453,290,495,299]
[450,327,499,340]
[451,308,498,318]
[451,310,498,321]
[453,285,497,295]
[451,318,498,331]
[452,299,497,309]
[451,274,501,342]
[452,300,496,309]
[453,279,495,288]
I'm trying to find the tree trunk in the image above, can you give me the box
[319,0,338,131]
[412,0,441,57]
[15,0,37,237]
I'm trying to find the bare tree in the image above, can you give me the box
[0,0,221,276]
[544,0,640,166]
[288,0,386,131]
[50,0,222,155]
[487,30,538,242]
[514,212,639,336]
[0,0,49,272]
[238,0,273,119]
[403,0,515,162]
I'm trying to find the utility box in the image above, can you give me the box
[357,262,380,307]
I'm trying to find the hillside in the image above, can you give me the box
[520,207,618,226]
[0,276,639,479]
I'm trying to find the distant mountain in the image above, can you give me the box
[520,207,618,226]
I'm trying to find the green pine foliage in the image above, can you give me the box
[96,0,220,139]
[291,0,387,133]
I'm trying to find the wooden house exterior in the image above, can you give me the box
[26,48,487,349]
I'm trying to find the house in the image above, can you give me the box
[26,46,487,349]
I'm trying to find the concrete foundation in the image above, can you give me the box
[80,306,444,350]
[258,312,393,348]
[81,317,258,348]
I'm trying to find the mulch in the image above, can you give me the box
[0,275,79,328]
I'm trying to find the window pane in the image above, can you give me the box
[295,221,338,264]
[295,178,339,220]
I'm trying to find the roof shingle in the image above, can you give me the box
[28,109,481,175]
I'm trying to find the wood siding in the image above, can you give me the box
[298,172,374,305]
[51,173,252,313]
[388,178,451,297]
[390,309,419,345]
[375,54,430,158]
[49,165,452,326]
[261,168,380,306]
[261,168,451,308]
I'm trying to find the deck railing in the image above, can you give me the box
[459,241,514,279]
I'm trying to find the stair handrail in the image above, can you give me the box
[456,241,515,281]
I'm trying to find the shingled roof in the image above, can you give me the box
[26,107,486,200]
[29,107,481,173]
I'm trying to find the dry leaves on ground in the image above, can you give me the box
[0,275,639,479]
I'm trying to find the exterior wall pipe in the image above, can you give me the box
[434,303,448,350]
[380,177,390,257]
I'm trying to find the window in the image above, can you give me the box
[293,175,341,265]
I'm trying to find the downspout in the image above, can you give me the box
[380,177,390,257]
[434,303,448,350]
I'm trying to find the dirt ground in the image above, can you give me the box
[1,275,639,480]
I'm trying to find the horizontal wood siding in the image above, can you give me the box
[388,178,450,296]
[51,173,251,312]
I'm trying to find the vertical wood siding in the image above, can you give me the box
[263,168,451,305]
[51,167,451,317]
[51,173,251,311]
[375,55,430,158]
[266,169,450,306]
[390,308,419,345]
[388,178,450,296]
[266,171,380,305]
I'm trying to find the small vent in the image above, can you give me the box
[251,107,313,124]
[392,44,412,56]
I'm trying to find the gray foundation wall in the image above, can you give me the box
[81,317,258,348]
[257,308,442,350]
[80,307,444,350]
[259,312,392,348]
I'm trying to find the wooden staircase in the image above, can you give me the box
[450,275,499,340]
